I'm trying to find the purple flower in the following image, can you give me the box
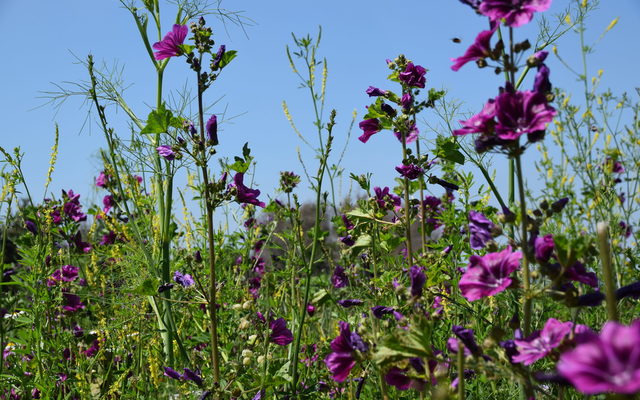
[230,173,265,208]
[453,325,481,355]
[494,83,556,141]
[617,281,640,300]
[331,265,349,288]
[558,320,640,394]
[451,27,496,71]
[306,304,316,316]
[269,318,294,346]
[565,262,598,288]
[182,368,203,386]
[206,115,218,145]
[152,24,188,60]
[358,118,381,143]
[459,246,521,301]
[410,265,426,298]
[469,211,494,250]
[95,171,109,188]
[533,63,552,95]
[341,214,354,230]
[51,265,79,283]
[395,163,424,180]
[211,45,226,70]
[156,145,176,161]
[62,190,87,222]
[399,62,427,88]
[163,366,182,380]
[371,306,395,319]
[100,231,117,246]
[337,299,363,308]
[453,99,497,137]
[324,321,367,382]
[401,93,413,110]
[374,186,402,211]
[366,86,388,97]
[479,0,552,27]
[103,194,114,214]
[513,318,573,365]
[62,292,85,312]
[25,220,38,235]
[534,234,555,262]
[393,122,420,144]
[339,234,355,247]
[83,339,100,357]
[173,270,195,287]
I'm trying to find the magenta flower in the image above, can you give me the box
[102,194,114,214]
[156,145,176,161]
[395,163,424,180]
[534,234,555,262]
[393,122,420,144]
[62,292,85,312]
[100,231,117,246]
[324,321,368,382]
[401,93,413,110]
[51,265,79,283]
[269,318,294,346]
[83,339,100,357]
[453,99,497,137]
[173,270,195,288]
[512,318,573,365]
[358,118,381,143]
[62,190,87,222]
[494,84,556,141]
[374,186,402,211]
[399,62,427,88]
[564,262,598,288]
[451,27,496,71]
[95,171,109,188]
[558,320,640,394]
[206,115,218,145]
[230,173,265,208]
[152,24,188,60]
[479,0,552,28]
[459,246,521,301]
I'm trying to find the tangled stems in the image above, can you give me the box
[290,111,336,394]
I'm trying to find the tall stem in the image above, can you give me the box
[401,134,414,266]
[415,138,427,253]
[515,153,531,336]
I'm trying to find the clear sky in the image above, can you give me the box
[0,0,638,209]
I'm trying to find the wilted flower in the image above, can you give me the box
[211,44,226,70]
[558,320,640,394]
[153,24,188,60]
[459,246,521,301]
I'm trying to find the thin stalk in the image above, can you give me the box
[597,222,618,322]
[457,341,465,400]
[401,133,414,266]
[290,112,335,394]
[415,138,427,253]
[515,153,532,335]
[196,67,221,383]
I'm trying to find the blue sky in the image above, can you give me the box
[0,0,638,209]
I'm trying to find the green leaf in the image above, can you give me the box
[312,289,331,306]
[352,234,372,248]
[347,209,374,220]
[218,50,237,69]
[435,136,465,165]
[131,277,160,296]
[140,105,174,134]
[374,317,433,366]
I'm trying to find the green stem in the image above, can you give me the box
[514,153,532,335]
[597,222,618,322]
[401,133,414,266]
[457,341,465,400]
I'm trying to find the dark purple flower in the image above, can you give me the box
[366,86,388,97]
[95,171,109,188]
[558,320,640,394]
[451,27,496,71]
[374,186,402,211]
[479,0,552,27]
[269,318,294,346]
[331,265,348,288]
[341,214,354,230]
[63,190,87,222]
[533,63,552,95]
[51,265,79,283]
[156,145,176,161]
[617,281,640,300]
[100,231,117,245]
[401,93,413,110]
[324,321,367,382]
[358,118,381,143]
[72,231,92,253]
[393,123,420,144]
[513,318,573,365]
[371,306,395,319]
[173,270,195,287]
[102,194,114,214]
[206,115,218,145]
[211,45,226,70]
[410,265,426,297]
[339,234,355,247]
[163,366,182,380]
[337,299,363,308]
[399,62,427,88]
[395,163,424,180]
[84,339,100,357]
[565,262,598,288]
[385,367,413,390]
[494,83,556,141]
[25,220,38,235]
[182,368,203,386]
[469,211,494,250]
[306,304,316,316]
[230,173,265,208]
[153,24,188,60]
[453,325,481,355]
[534,234,554,262]
[459,246,521,301]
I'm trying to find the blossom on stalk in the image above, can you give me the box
[366,86,388,97]
[479,0,552,27]
[156,145,176,161]
[512,318,573,365]
[152,24,188,60]
[459,246,521,301]
[62,293,85,312]
[393,122,419,144]
[95,171,109,188]
[173,270,195,287]
[451,27,497,71]
[206,115,218,145]
[410,265,426,298]
[324,321,368,382]
[453,99,496,137]
[63,190,87,222]
[269,318,294,346]
[331,265,349,288]
[374,186,402,211]
[337,299,363,308]
[399,62,427,88]
[358,118,381,143]
[230,173,265,208]
[50,265,79,283]
[395,163,424,180]
[494,83,556,141]
[534,234,555,262]
[558,320,640,394]
[468,211,494,250]
[211,45,226,70]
